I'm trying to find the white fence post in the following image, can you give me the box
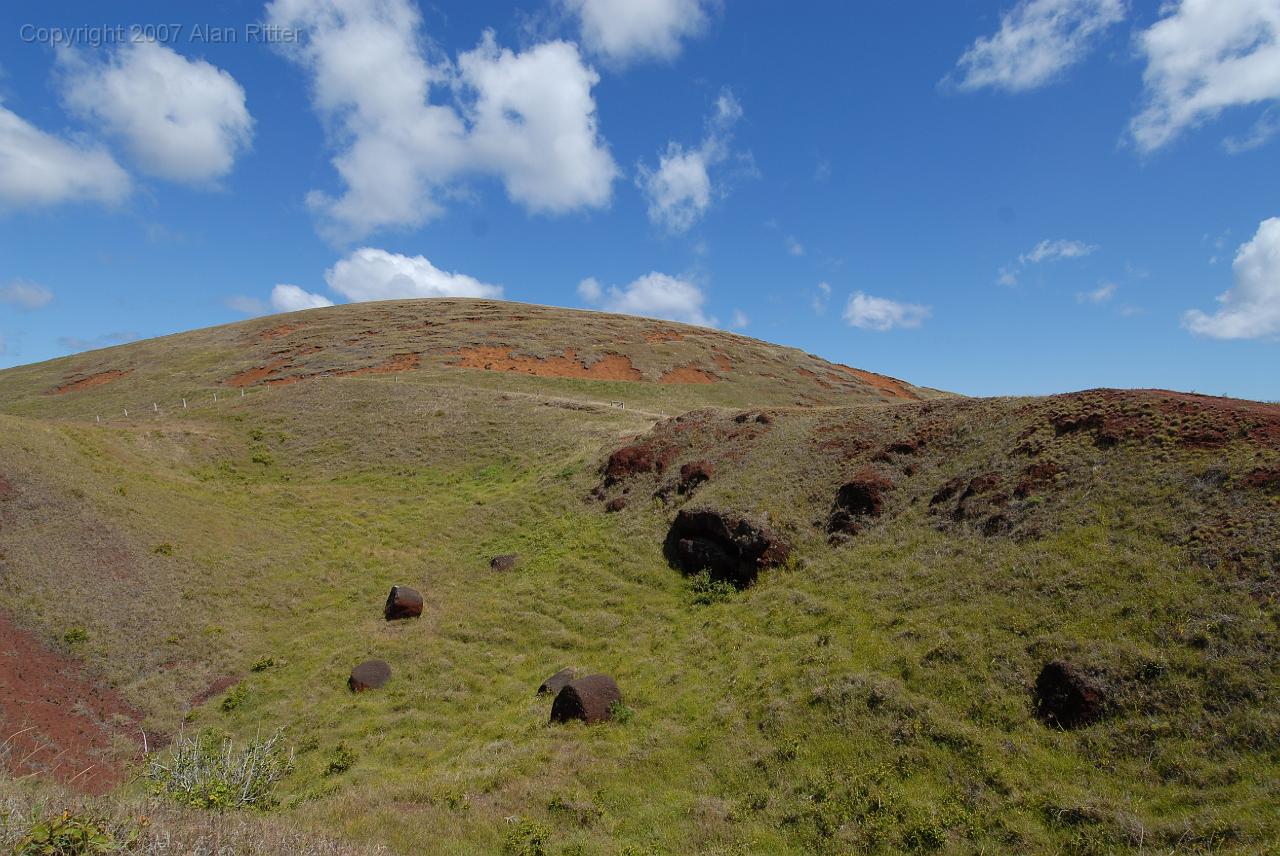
[182,398,187,409]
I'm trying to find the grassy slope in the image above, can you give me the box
[0,301,1276,854]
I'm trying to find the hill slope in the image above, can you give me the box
[0,300,1276,855]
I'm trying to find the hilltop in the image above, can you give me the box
[0,300,1276,855]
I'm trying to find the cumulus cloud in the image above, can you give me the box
[637,89,743,233]
[0,103,130,208]
[1184,217,1280,339]
[786,236,805,256]
[1000,238,1098,284]
[948,0,1126,92]
[326,247,502,302]
[843,291,931,331]
[729,308,749,329]
[0,279,54,310]
[559,0,713,66]
[272,284,334,312]
[1132,0,1280,153]
[578,271,712,325]
[226,295,267,316]
[266,0,616,239]
[60,39,252,184]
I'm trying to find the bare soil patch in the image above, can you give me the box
[0,610,144,794]
[450,346,643,382]
[51,370,132,396]
[830,364,919,400]
[659,365,717,385]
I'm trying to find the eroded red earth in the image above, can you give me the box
[0,610,144,794]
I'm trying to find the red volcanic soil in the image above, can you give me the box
[257,323,301,341]
[51,370,132,396]
[227,356,291,388]
[830,364,919,401]
[450,346,645,382]
[0,611,144,794]
[659,365,718,385]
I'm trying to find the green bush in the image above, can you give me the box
[608,700,635,724]
[249,657,276,673]
[687,570,736,606]
[15,808,134,855]
[151,543,174,556]
[62,628,88,645]
[220,683,249,713]
[322,743,356,777]
[503,819,550,856]
[145,730,293,811]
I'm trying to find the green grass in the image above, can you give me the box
[0,302,1275,854]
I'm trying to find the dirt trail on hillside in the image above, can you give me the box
[0,610,144,794]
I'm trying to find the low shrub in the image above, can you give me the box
[145,730,293,811]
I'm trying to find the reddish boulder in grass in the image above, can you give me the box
[827,468,894,539]
[602,442,676,485]
[677,461,713,495]
[604,497,627,513]
[349,659,391,692]
[1244,467,1280,493]
[550,674,621,724]
[1034,660,1107,728]
[384,585,423,620]
[663,508,791,588]
[538,667,577,695]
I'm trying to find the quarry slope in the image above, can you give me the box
[0,301,1276,855]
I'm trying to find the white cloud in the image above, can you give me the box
[843,291,931,331]
[579,271,712,325]
[1132,0,1280,153]
[786,236,805,256]
[812,281,832,314]
[637,89,742,233]
[272,284,334,312]
[1184,217,1280,339]
[1077,282,1117,303]
[0,102,130,208]
[457,34,617,214]
[60,39,252,184]
[0,279,54,310]
[325,247,502,302]
[948,0,1126,92]
[266,0,616,239]
[1020,238,1098,263]
[730,308,749,328]
[1223,108,1280,153]
[559,0,712,66]
[1001,238,1098,284]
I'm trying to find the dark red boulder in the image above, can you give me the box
[1034,660,1107,728]
[663,508,790,588]
[490,554,520,571]
[538,667,577,695]
[384,586,423,620]
[550,674,621,724]
[349,659,391,692]
[604,497,627,513]
[677,461,713,495]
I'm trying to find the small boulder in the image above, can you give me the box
[538,667,577,695]
[604,497,627,513]
[827,468,894,538]
[349,659,391,692]
[384,585,423,620]
[663,508,791,588]
[550,674,621,725]
[490,554,520,571]
[1034,660,1107,728]
[677,461,713,495]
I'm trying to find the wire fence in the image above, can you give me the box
[38,373,654,428]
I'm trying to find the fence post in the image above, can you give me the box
[182,398,187,409]
[95,415,100,424]
[153,402,158,412]
[214,393,218,402]
[123,408,128,417]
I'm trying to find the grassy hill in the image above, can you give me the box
[0,300,1276,855]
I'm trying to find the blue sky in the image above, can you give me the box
[1,0,1277,399]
